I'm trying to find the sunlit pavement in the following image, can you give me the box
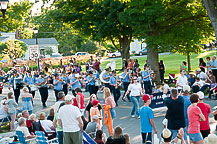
[0,86,216,143]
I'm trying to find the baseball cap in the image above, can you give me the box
[197,91,204,99]
[92,100,99,106]
[183,85,190,92]
[142,94,153,102]
[161,129,172,139]
[92,115,99,121]
[64,95,73,102]
[196,69,201,72]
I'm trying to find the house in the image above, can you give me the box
[19,38,59,60]
[130,39,147,53]
[0,32,16,43]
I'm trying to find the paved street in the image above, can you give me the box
[0,86,217,143]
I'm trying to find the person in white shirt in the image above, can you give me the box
[196,69,207,80]
[16,117,36,139]
[176,70,188,90]
[192,77,205,93]
[123,76,143,118]
[58,95,83,144]
[53,91,65,114]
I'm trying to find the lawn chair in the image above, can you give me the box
[168,73,176,84]
[83,131,97,144]
[35,131,58,144]
[15,130,36,144]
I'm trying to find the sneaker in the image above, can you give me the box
[131,115,136,118]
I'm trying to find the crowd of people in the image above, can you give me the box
[0,55,217,144]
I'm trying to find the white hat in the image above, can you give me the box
[207,134,217,144]
[183,85,190,92]
[161,129,172,139]
[92,115,99,121]
[196,69,201,72]
[197,91,204,99]
[64,95,73,102]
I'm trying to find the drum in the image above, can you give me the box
[95,79,101,86]
[30,85,38,91]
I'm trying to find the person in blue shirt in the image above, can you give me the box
[140,94,157,144]
[211,56,217,82]
[36,72,48,108]
[142,65,152,94]
[53,74,65,101]
[109,70,121,106]
[92,67,100,94]
[70,70,81,96]
[86,71,96,95]
[121,68,130,102]
[8,71,22,104]
[102,68,111,88]
[23,70,36,99]
[62,71,69,95]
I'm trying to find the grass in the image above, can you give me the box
[101,51,217,76]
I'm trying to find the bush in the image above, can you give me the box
[3,67,9,73]
[29,65,38,71]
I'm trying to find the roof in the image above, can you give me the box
[0,36,9,42]
[18,38,59,45]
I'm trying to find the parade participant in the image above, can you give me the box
[70,70,82,96]
[123,76,143,118]
[142,64,152,94]
[109,70,121,106]
[62,71,69,95]
[23,70,36,99]
[87,71,96,95]
[121,68,130,102]
[8,71,23,104]
[103,68,111,88]
[53,74,65,101]
[176,70,188,90]
[36,72,49,108]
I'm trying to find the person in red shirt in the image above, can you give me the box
[73,87,85,115]
[197,91,211,138]
[93,59,100,73]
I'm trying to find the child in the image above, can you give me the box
[90,100,102,129]
[140,94,157,144]
[5,92,18,131]
[21,87,33,114]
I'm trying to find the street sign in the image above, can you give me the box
[29,45,39,60]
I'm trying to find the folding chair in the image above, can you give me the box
[16,130,36,144]
[35,131,58,144]
[83,131,97,144]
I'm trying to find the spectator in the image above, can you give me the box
[124,133,130,144]
[53,91,65,114]
[142,64,152,94]
[197,91,211,138]
[58,95,83,144]
[176,70,188,90]
[95,130,107,144]
[180,61,187,73]
[0,98,10,123]
[206,57,212,72]
[104,87,116,120]
[164,88,186,140]
[161,128,185,143]
[187,93,205,144]
[140,94,157,144]
[205,70,216,84]
[85,94,102,122]
[122,59,128,70]
[159,60,165,83]
[90,100,102,129]
[211,55,217,82]
[199,58,206,72]
[74,87,85,115]
[20,87,33,114]
[93,59,100,73]
[38,112,56,139]
[106,126,125,144]
[22,110,29,120]
[209,80,217,99]
[16,117,36,139]
[5,92,18,131]
[85,115,100,137]
[204,134,217,144]
[196,69,207,80]
[192,77,205,93]
[133,59,139,72]
[47,108,54,121]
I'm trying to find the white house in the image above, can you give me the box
[19,38,59,60]
[130,39,147,53]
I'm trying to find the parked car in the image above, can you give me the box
[135,48,147,55]
[107,51,121,57]
[75,52,89,56]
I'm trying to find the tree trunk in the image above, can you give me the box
[187,52,191,71]
[203,0,217,38]
[147,46,160,84]
[119,35,131,60]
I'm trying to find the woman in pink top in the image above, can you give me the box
[74,87,85,115]
[104,87,116,119]
[187,93,205,144]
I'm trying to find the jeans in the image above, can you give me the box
[130,96,140,117]
[123,82,130,100]
[57,131,63,144]
[170,127,188,140]
[110,108,116,119]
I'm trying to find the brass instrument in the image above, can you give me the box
[115,76,120,89]
[38,77,48,88]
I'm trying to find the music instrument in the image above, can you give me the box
[14,77,24,90]
[115,76,121,89]
[29,84,38,91]
[38,77,48,88]
[99,59,116,84]
[100,71,109,84]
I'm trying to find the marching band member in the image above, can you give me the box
[53,74,65,101]
[109,70,121,106]
[121,68,130,102]
[142,64,152,94]
[70,70,82,96]
[23,70,36,99]
[8,71,22,104]
[62,71,69,95]
[103,68,111,88]
[36,72,49,108]
[87,71,96,95]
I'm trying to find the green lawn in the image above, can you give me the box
[101,51,217,76]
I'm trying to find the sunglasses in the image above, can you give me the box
[133,79,137,80]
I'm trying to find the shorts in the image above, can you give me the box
[141,132,152,144]
[188,133,203,142]
[170,127,188,141]
[200,129,210,138]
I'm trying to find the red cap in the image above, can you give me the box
[92,100,99,106]
[142,94,153,102]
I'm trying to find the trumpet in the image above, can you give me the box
[38,81,47,88]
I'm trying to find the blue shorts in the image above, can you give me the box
[170,127,188,140]
[188,133,203,142]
